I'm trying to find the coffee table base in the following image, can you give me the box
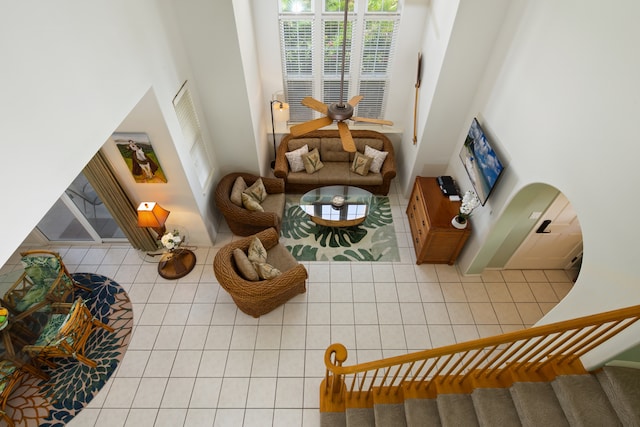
[309,215,366,228]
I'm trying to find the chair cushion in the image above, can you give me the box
[316,162,351,186]
[230,176,247,207]
[351,152,373,176]
[364,145,388,173]
[232,248,259,281]
[34,313,68,346]
[260,193,285,223]
[302,148,324,173]
[285,144,309,172]
[241,193,264,212]
[266,242,300,273]
[253,262,282,280]
[0,360,18,395]
[248,237,268,264]
[244,178,268,203]
[14,280,50,312]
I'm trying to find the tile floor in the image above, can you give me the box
[0,182,574,427]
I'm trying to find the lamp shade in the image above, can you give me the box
[137,202,170,228]
[272,102,290,122]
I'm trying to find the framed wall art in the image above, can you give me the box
[113,132,167,183]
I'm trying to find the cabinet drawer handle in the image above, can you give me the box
[422,220,425,226]
[412,205,416,211]
[415,195,419,201]
[418,229,422,235]
[410,213,414,219]
[415,237,420,244]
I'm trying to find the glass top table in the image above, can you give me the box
[299,185,373,227]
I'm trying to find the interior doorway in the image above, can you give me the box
[505,192,583,270]
[35,172,125,243]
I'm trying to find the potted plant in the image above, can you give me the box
[452,190,480,229]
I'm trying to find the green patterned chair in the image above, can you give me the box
[23,297,114,369]
[0,360,23,427]
[2,250,79,325]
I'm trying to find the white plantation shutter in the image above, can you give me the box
[355,17,398,119]
[173,81,212,189]
[280,18,314,122]
[279,0,400,123]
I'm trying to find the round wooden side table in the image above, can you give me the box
[158,249,196,279]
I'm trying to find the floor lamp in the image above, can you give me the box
[270,100,289,169]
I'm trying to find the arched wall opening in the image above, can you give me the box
[466,182,582,282]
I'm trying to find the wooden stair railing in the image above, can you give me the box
[320,304,640,412]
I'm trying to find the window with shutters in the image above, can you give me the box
[173,81,213,190]
[279,0,400,123]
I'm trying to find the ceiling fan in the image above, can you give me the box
[289,0,393,152]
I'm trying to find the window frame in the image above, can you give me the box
[279,0,400,123]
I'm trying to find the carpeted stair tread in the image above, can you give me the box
[596,366,640,426]
[404,398,441,427]
[510,382,569,427]
[471,388,521,427]
[346,407,374,427]
[437,394,479,427]
[321,411,347,427]
[552,374,621,426]
[373,403,407,427]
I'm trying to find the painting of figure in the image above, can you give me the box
[114,133,167,183]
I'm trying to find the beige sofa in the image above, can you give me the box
[273,130,396,195]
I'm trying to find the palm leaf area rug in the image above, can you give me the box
[281,194,400,262]
[5,273,132,427]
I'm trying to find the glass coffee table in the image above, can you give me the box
[299,185,373,227]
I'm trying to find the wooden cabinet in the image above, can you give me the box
[406,177,471,265]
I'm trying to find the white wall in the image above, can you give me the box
[0,1,217,266]
[448,0,640,367]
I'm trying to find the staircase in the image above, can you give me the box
[319,305,640,427]
[321,365,640,426]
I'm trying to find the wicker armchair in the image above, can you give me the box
[2,250,79,324]
[214,173,286,236]
[213,228,307,317]
[22,297,114,369]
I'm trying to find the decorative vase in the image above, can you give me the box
[451,216,467,229]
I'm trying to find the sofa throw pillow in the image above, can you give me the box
[244,178,268,203]
[364,145,389,174]
[285,144,309,172]
[232,248,259,281]
[241,193,264,212]
[351,152,373,176]
[253,262,282,280]
[302,148,324,174]
[248,237,268,264]
[230,176,247,207]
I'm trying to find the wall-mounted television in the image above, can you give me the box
[459,118,504,205]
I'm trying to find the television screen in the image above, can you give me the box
[459,118,504,205]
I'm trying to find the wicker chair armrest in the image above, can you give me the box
[260,177,285,194]
[253,228,280,250]
[380,138,397,180]
[274,137,292,179]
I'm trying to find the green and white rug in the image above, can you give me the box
[281,194,400,262]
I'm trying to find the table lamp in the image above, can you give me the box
[137,202,170,237]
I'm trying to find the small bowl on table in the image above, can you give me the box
[331,195,345,208]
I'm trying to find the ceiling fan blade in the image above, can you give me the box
[348,95,363,107]
[351,116,394,126]
[337,121,356,152]
[301,97,328,115]
[290,116,334,136]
